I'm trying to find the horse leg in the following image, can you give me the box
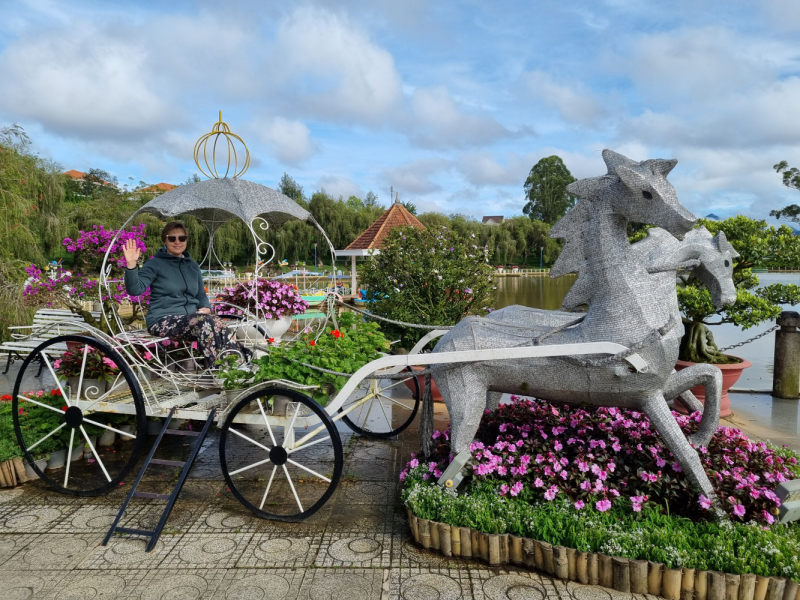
[643,393,725,519]
[437,366,488,455]
[663,365,722,448]
[486,391,503,412]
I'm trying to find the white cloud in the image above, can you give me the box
[256,117,317,165]
[522,71,607,126]
[0,24,175,140]
[270,7,402,125]
[408,86,528,148]
[381,158,451,194]
[314,175,363,200]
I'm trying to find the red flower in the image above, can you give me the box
[268,337,275,343]
[52,389,62,396]
[0,394,11,401]
[62,406,68,411]
[309,340,316,346]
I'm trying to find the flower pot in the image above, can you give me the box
[167,418,185,430]
[24,458,48,479]
[70,444,83,462]
[68,377,106,401]
[118,424,135,442]
[92,302,102,312]
[235,315,293,343]
[225,388,244,404]
[673,356,752,417]
[46,449,67,470]
[176,358,199,373]
[147,420,162,435]
[270,395,291,416]
[83,435,98,458]
[98,428,116,447]
[405,366,443,402]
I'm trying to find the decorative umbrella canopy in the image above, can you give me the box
[136,177,311,235]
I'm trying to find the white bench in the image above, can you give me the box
[1,308,100,375]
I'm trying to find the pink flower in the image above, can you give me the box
[499,484,509,496]
[102,357,117,368]
[534,477,544,488]
[596,499,612,512]
[574,500,585,510]
[53,359,62,369]
[510,481,524,496]
[761,510,775,525]
[544,486,558,501]
[733,504,746,518]
[408,458,419,469]
[580,480,591,491]
[191,342,198,350]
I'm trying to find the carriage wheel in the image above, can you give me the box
[219,387,343,522]
[339,367,420,439]
[12,335,147,496]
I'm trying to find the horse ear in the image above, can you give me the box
[602,149,638,174]
[615,164,645,191]
[715,231,739,258]
[651,158,678,176]
[566,177,599,198]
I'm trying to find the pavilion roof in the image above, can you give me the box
[344,201,425,250]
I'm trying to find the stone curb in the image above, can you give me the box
[406,508,800,600]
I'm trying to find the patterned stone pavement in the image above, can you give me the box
[0,426,666,600]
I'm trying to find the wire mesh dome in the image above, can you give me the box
[136,177,312,236]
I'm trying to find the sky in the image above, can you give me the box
[1,0,800,221]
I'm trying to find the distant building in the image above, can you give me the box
[63,169,115,188]
[482,216,504,225]
[136,183,178,196]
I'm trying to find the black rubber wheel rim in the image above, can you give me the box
[12,335,147,496]
[219,387,343,522]
[339,366,421,439]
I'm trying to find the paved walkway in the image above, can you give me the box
[1,361,798,599]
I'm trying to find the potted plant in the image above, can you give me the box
[54,345,119,400]
[673,217,800,415]
[251,311,390,408]
[215,353,254,403]
[214,278,309,342]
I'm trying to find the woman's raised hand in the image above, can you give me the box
[123,239,141,269]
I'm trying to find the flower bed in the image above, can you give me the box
[400,397,800,581]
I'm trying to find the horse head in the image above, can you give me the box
[566,150,696,240]
[645,226,739,308]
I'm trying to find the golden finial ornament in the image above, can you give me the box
[193,111,251,179]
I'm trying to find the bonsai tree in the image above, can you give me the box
[677,216,800,363]
[358,225,495,348]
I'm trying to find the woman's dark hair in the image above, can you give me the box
[161,221,188,242]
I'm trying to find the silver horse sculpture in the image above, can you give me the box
[432,150,737,506]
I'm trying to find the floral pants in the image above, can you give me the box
[148,314,241,368]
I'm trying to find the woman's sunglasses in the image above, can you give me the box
[166,235,188,243]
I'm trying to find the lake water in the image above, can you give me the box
[494,272,800,390]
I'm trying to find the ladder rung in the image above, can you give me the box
[163,429,200,436]
[149,459,186,467]
[133,492,171,500]
[115,527,154,536]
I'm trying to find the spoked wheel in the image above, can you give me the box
[339,366,420,438]
[219,387,343,522]
[12,335,147,496]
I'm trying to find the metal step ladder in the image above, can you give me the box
[103,407,216,552]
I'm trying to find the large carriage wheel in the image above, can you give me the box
[339,366,420,439]
[12,335,147,496]
[219,387,343,522]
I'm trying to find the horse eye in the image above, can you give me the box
[724,260,730,267]
[642,190,653,200]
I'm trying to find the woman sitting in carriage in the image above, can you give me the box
[122,221,246,369]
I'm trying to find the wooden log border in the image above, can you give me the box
[405,508,800,600]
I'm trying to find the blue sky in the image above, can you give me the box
[2,0,800,221]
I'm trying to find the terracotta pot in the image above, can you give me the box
[404,366,443,402]
[673,356,752,417]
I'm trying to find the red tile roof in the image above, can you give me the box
[63,169,86,179]
[345,202,426,250]
[139,182,177,193]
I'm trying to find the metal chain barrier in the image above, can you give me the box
[719,324,779,352]
[335,299,453,330]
